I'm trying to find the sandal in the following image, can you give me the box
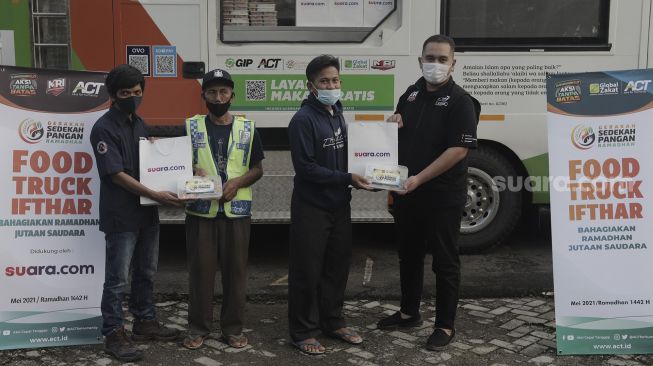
[292,338,326,355]
[182,334,206,350]
[326,328,363,345]
[221,333,248,348]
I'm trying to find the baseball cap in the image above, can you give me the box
[202,69,234,89]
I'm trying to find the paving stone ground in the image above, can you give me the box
[2,296,653,366]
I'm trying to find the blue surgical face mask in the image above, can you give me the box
[315,88,341,106]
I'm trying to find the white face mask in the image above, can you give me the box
[421,62,451,85]
[315,88,341,106]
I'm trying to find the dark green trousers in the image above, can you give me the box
[185,214,251,337]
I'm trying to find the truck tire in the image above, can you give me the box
[458,145,522,253]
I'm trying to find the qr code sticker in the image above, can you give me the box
[246,80,266,101]
[129,55,149,75]
[155,55,175,75]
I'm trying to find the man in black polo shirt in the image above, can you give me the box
[90,64,181,362]
[377,35,480,351]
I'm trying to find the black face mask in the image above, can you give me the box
[115,96,142,114]
[206,101,230,117]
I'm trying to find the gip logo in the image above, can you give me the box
[571,124,595,150]
[18,118,45,144]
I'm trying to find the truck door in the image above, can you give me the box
[113,0,208,127]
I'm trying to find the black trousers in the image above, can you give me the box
[288,195,352,341]
[394,194,463,330]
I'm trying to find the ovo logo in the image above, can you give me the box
[571,124,595,150]
[18,118,45,144]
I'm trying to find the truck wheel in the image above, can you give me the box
[458,146,522,253]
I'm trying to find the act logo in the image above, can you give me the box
[72,81,103,97]
[623,80,651,94]
[18,118,45,144]
[258,58,282,69]
[46,78,66,96]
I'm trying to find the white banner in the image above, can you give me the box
[547,69,653,354]
[139,136,192,205]
[0,67,108,350]
[347,121,397,176]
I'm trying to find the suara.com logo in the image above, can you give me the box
[5,264,95,277]
[18,118,45,144]
[571,124,595,150]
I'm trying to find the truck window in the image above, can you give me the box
[442,0,611,51]
[220,0,397,43]
[30,0,70,69]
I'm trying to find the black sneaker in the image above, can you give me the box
[132,319,180,341]
[426,328,456,351]
[104,327,143,362]
[376,311,423,330]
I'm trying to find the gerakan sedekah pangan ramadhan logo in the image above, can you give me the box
[18,118,45,144]
[571,124,595,150]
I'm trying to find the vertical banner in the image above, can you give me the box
[547,69,653,354]
[0,66,108,350]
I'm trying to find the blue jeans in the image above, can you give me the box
[101,225,160,336]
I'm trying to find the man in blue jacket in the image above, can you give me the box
[287,54,371,355]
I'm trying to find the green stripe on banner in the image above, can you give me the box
[231,74,394,112]
[556,318,653,355]
[0,316,102,350]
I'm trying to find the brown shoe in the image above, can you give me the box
[132,319,180,341]
[104,327,143,362]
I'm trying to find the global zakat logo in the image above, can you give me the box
[589,81,619,96]
[371,59,396,71]
[571,124,595,150]
[343,59,369,71]
[46,78,66,96]
[597,123,636,148]
[71,81,103,97]
[18,118,45,144]
[555,80,582,103]
[624,80,651,94]
[9,74,37,96]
